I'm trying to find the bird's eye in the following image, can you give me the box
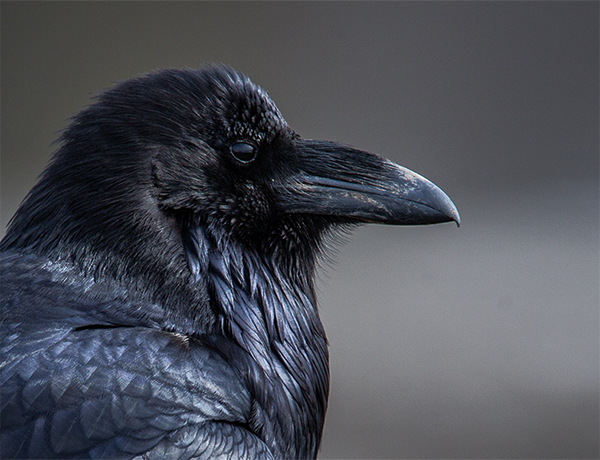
[230,142,257,163]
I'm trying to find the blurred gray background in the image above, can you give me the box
[1,2,598,458]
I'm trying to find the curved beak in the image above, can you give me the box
[277,140,460,226]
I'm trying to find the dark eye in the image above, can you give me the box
[230,142,257,163]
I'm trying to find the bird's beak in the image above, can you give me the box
[277,140,460,226]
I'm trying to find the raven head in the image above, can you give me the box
[1,65,459,325]
[142,67,459,255]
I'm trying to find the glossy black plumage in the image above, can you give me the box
[0,66,459,459]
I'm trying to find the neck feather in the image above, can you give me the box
[185,224,329,459]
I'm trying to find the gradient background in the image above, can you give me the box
[1,2,598,458]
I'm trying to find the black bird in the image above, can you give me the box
[0,66,459,459]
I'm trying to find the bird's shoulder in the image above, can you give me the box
[1,250,142,326]
[1,250,268,458]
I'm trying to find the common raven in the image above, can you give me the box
[0,66,459,459]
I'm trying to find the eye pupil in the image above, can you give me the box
[230,142,256,163]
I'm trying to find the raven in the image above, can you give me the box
[0,66,459,459]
